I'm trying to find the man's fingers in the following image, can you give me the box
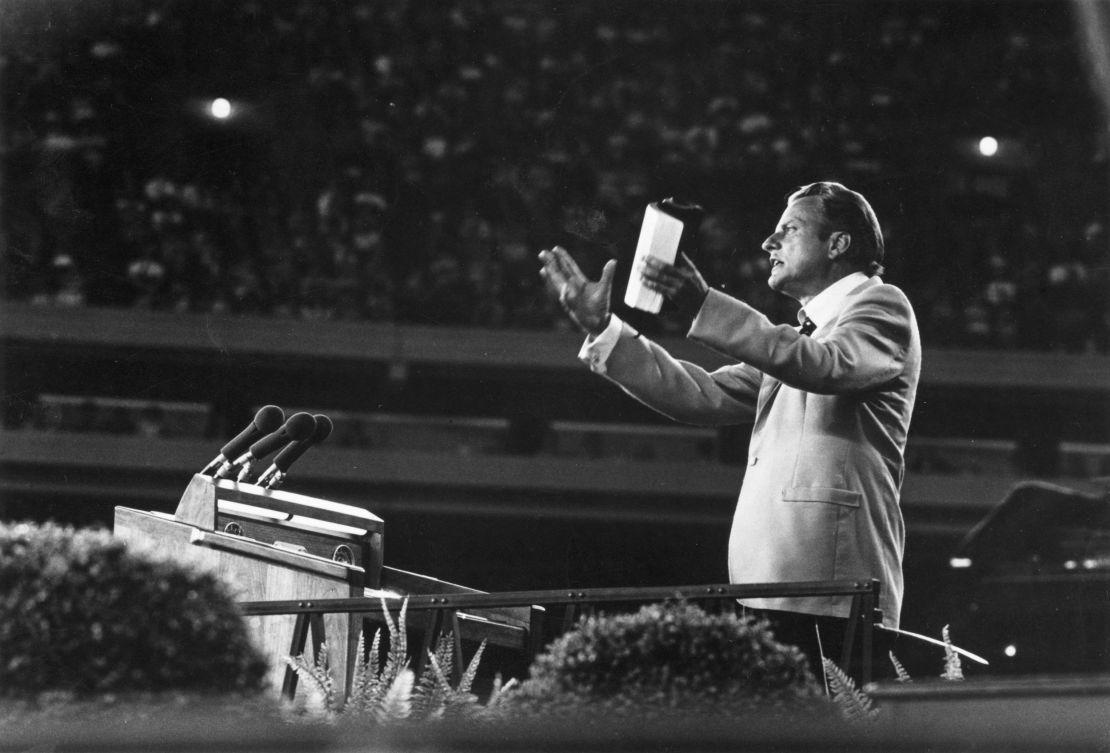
[640,275,668,295]
[641,257,681,285]
[539,248,572,288]
[678,252,705,283]
[539,255,563,290]
[540,246,614,312]
[557,282,568,303]
[542,257,575,306]
[550,246,587,285]
[539,265,563,298]
[643,256,683,279]
[640,257,664,280]
[598,259,618,293]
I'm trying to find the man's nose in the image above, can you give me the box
[762,234,779,252]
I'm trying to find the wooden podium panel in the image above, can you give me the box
[176,474,384,587]
[115,489,368,696]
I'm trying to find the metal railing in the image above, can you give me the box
[240,579,881,698]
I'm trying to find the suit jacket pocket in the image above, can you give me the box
[782,486,862,507]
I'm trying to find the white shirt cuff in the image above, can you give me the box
[578,315,637,375]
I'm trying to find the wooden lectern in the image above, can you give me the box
[114,474,536,699]
[114,474,384,695]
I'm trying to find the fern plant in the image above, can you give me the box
[825,625,970,724]
[286,598,499,724]
[821,658,879,724]
[412,630,494,720]
[284,641,347,721]
[889,652,912,683]
[941,625,965,681]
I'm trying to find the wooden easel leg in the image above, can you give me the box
[841,594,863,672]
[282,614,312,701]
[449,611,463,686]
[860,594,875,686]
[527,605,546,660]
[309,614,327,658]
[345,613,362,700]
[416,608,445,677]
[561,604,579,633]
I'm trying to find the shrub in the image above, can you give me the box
[504,600,821,719]
[0,521,268,697]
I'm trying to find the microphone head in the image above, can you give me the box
[247,411,316,461]
[270,414,334,473]
[218,404,286,459]
[254,404,286,433]
[311,414,334,444]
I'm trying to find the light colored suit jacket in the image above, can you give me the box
[585,277,920,627]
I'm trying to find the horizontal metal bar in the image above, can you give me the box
[240,580,878,617]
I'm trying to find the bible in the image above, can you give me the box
[623,198,703,313]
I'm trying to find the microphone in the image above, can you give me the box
[200,405,285,475]
[214,411,316,481]
[257,414,334,490]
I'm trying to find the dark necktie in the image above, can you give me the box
[799,317,817,336]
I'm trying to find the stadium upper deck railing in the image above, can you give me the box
[4,301,1110,392]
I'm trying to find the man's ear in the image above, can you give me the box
[828,231,852,260]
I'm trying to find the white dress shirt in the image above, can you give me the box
[795,271,870,334]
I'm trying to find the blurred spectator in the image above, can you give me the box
[135,404,165,438]
[1044,253,1096,352]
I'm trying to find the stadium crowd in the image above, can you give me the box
[2,0,1107,350]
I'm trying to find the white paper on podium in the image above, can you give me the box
[624,203,686,313]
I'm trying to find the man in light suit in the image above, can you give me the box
[539,182,921,677]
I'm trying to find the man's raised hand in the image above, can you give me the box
[538,246,618,336]
[640,252,710,321]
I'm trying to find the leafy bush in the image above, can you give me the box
[0,521,268,697]
[504,600,821,719]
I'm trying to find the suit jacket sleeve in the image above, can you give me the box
[689,285,914,395]
[583,329,762,427]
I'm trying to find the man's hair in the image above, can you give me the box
[787,182,885,276]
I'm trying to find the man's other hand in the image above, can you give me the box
[539,246,617,336]
[641,252,709,320]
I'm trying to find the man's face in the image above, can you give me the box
[761,196,835,302]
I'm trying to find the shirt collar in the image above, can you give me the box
[798,271,872,329]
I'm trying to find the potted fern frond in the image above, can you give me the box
[285,597,516,724]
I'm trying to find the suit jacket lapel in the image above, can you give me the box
[759,278,881,405]
[815,276,880,335]
[755,373,782,426]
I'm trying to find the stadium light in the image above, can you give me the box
[209,98,232,120]
[978,136,999,157]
